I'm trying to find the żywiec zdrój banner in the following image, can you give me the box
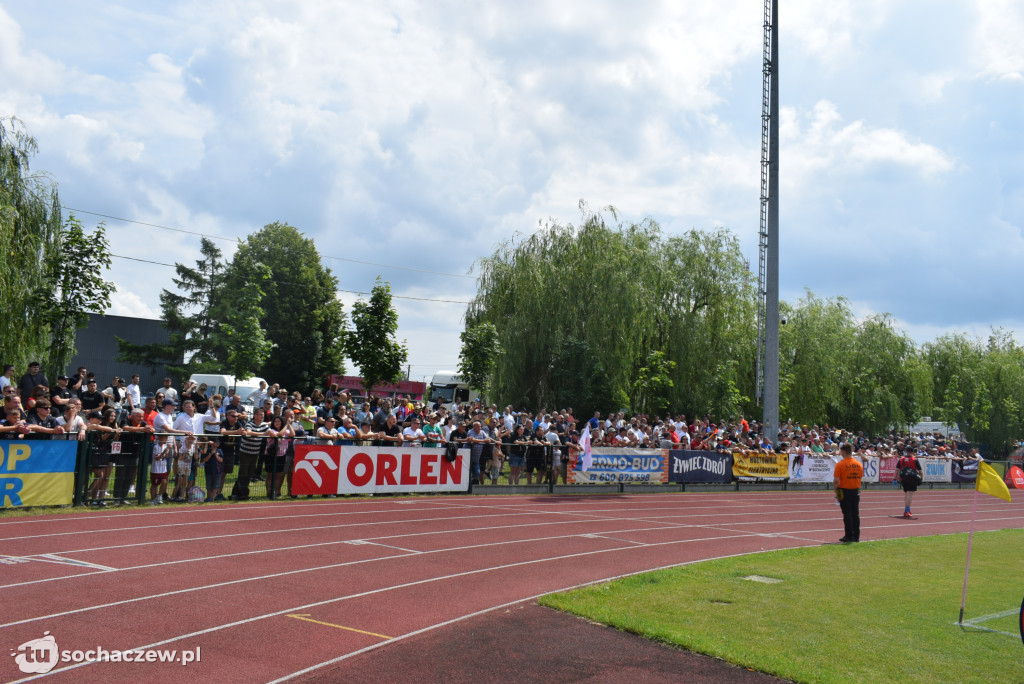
[291,445,470,495]
[787,454,840,483]
[731,452,788,481]
[668,451,732,483]
[569,448,669,484]
[0,441,77,507]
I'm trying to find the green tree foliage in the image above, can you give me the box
[778,291,855,423]
[466,203,756,418]
[0,116,65,369]
[219,252,275,382]
[229,222,346,391]
[778,295,917,434]
[117,237,228,380]
[840,314,917,435]
[922,330,1024,453]
[38,215,116,380]
[347,277,407,396]
[466,200,1024,450]
[633,351,676,416]
[458,322,500,400]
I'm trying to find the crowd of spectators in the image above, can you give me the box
[0,361,1003,507]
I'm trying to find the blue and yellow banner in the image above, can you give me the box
[0,441,77,507]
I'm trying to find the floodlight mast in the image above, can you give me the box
[756,0,780,445]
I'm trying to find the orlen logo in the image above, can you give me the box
[11,631,59,674]
[292,448,340,495]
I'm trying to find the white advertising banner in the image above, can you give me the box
[787,454,839,483]
[920,457,952,483]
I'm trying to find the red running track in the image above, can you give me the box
[1,489,1021,682]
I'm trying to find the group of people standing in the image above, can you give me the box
[833,446,925,544]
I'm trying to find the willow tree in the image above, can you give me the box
[0,117,65,368]
[778,291,856,425]
[465,203,757,419]
[840,313,918,434]
[925,330,1024,454]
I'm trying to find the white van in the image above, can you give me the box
[902,418,962,439]
[428,370,474,409]
[188,374,268,403]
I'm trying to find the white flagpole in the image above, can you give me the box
[958,489,980,625]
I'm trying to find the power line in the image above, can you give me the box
[109,253,471,305]
[66,206,475,279]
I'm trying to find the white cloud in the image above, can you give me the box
[786,0,892,64]
[107,283,160,319]
[1,0,1021,370]
[972,0,1024,81]
[782,100,955,190]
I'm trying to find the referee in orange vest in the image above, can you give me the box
[833,443,864,543]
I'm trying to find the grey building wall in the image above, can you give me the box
[68,314,178,395]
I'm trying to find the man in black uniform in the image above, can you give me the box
[80,379,106,411]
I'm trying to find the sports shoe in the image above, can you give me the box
[838,537,850,543]
[903,511,913,518]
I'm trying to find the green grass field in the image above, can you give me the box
[541,530,1024,683]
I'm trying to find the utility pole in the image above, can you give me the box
[756,0,780,445]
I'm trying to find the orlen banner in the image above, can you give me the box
[291,445,470,495]
[1,441,77,507]
[569,448,669,484]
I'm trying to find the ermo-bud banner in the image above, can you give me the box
[291,445,470,495]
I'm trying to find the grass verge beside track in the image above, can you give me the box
[541,530,1024,684]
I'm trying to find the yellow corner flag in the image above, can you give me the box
[976,461,1012,503]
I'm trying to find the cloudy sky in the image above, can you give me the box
[2,1,1021,384]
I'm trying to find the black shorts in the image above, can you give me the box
[901,481,919,492]
[524,457,546,474]
[270,455,289,475]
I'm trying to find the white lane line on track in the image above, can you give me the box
[8,533,788,683]
[0,504,476,543]
[0,490,993,538]
[0,497,464,527]
[584,533,648,546]
[16,492,876,559]
[26,554,117,572]
[0,515,705,590]
[0,511,559,558]
[3,494,1017,593]
[423,499,1024,530]
[266,545,802,683]
[356,541,422,553]
[0,528,759,630]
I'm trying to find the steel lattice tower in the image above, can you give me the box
[756,0,779,444]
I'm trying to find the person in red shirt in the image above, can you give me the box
[141,396,159,427]
[833,443,864,543]
[897,447,923,518]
